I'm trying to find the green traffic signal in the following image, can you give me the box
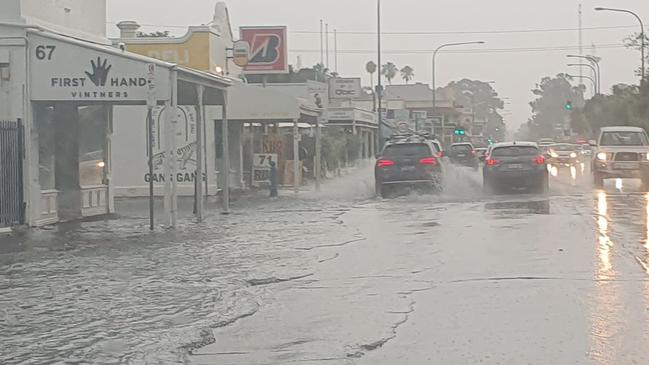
[454,129,466,136]
[564,100,573,111]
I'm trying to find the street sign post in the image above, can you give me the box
[146,63,156,230]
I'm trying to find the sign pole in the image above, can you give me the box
[146,63,157,230]
[147,107,154,230]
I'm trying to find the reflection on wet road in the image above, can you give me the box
[4,164,649,364]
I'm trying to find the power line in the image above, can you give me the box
[291,24,637,35]
[290,43,628,55]
[106,21,637,36]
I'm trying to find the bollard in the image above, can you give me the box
[269,161,278,198]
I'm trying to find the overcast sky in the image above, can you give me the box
[107,0,649,131]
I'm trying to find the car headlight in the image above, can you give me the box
[570,152,577,158]
[646,153,649,161]
[549,151,559,158]
[596,152,607,161]
[97,161,106,168]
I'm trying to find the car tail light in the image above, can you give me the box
[437,151,444,158]
[533,155,546,165]
[486,158,500,166]
[376,159,395,168]
[419,157,438,165]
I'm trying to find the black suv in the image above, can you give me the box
[375,135,444,198]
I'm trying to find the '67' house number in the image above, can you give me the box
[35,45,56,61]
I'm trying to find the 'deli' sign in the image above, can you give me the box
[29,34,170,102]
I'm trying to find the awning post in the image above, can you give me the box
[222,91,230,213]
[293,119,299,195]
[170,69,178,227]
[195,85,205,222]
[315,115,322,192]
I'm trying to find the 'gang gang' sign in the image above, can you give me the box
[29,34,170,102]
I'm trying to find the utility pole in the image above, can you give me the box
[334,29,338,74]
[325,23,330,69]
[320,20,324,66]
[377,0,383,150]
[579,4,583,83]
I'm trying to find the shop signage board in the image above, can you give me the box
[328,78,362,99]
[29,34,171,102]
[239,26,288,74]
[252,153,277,187]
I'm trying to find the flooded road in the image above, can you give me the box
[3,164,649,364]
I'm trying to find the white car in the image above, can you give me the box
[592,126,649,188]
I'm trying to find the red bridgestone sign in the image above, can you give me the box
[239,26,288,74]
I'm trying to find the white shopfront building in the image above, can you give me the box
[0,14,231,226]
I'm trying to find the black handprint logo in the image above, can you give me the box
[85,57,112,87]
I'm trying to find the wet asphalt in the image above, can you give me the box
[3,162,649,364]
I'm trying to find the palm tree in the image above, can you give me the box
[312,63,330,82]
[381,62,398,85]
[400,66,415,84]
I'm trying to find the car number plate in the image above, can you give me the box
[508,163,523,169]
[401,166,416,172]
[457,154,466,157]
[615,162,639,170]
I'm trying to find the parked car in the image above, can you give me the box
[592,126,649,188]
[483,142,549,194]
[448,142,479,169]
[375,134,444,198]
[547,143,581,166]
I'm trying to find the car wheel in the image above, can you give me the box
[593,171,604,189]
[379,185,390,198]
[641,175,649,192]
[538,176,549,194]
[483,177,494,195]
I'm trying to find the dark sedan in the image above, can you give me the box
[483,142,549,194]
[448,143,479,169]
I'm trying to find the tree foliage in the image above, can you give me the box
[381,62,398,85]
[440,79,506,138]
[571,83,649,136]
[527,73,585,138]
[400,66,415,84]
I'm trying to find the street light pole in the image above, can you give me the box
[566,74,597,93]
[595,7,645,85]
[567,54,601,94]
[432,41,485,145]
[567,63,599,94]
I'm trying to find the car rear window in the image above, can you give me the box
[491,146,539,157]
[551,144,577,151]
[383,143,432,157]
[451,144,472,153]
[600,131,649,146]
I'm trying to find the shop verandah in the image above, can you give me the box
[19,29,231,227]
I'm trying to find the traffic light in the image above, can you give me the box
[487,138,494,145]
[454,129,466,136]
[564,100,573,111]
[495,127,501,132]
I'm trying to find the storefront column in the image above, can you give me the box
[53,103,81,221]
[293,119,299,195]
[222,91,230,213]
[195,85,204,222]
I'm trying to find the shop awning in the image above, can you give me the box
[211,81,322,123]
[327,107,378,129]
